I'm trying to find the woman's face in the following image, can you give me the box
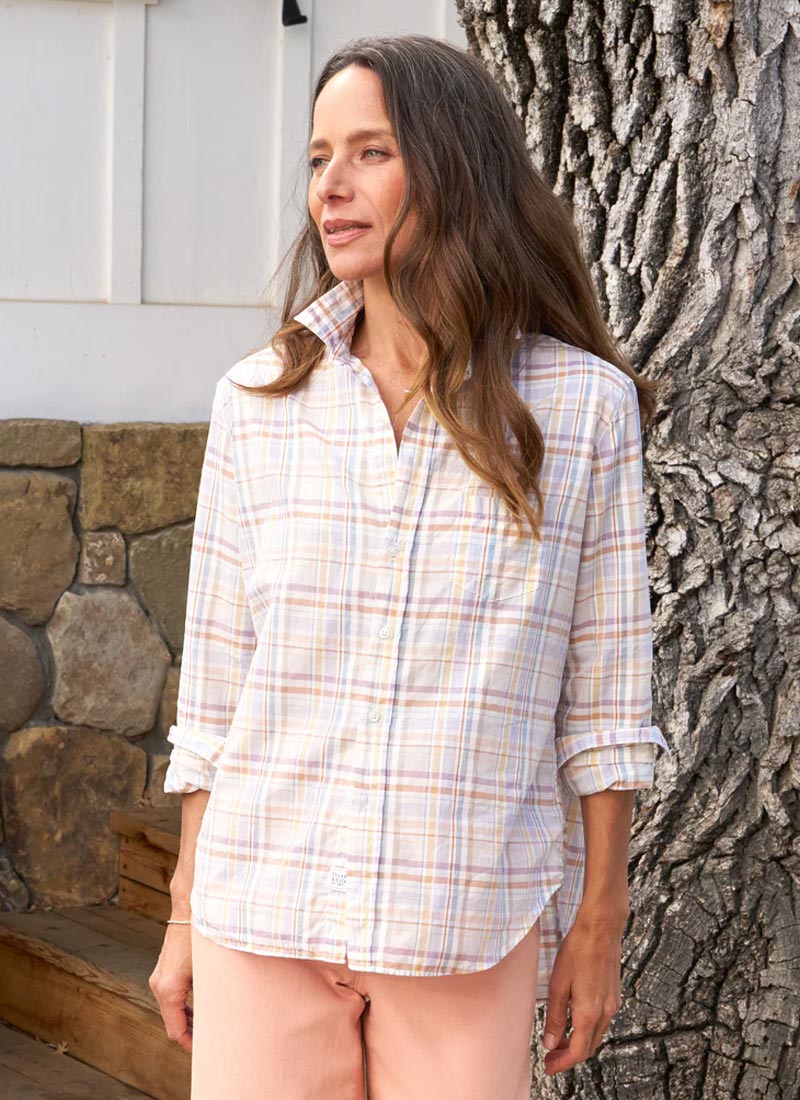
[307,65,416,282]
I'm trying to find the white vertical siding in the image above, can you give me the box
[0,1,112,303]
[0,0,466,420]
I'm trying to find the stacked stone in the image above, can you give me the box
[0,417,208,910]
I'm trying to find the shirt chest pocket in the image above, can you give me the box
[449,477,542,605]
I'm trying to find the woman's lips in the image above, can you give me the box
[326,225,371,245]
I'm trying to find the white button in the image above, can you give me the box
[387,543,398,557]
[378,625,390,639]
[368,710,380,722]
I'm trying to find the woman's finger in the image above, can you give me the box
[544,1014,598,1075]
[542,973,571,1050]
[588,997,620,1054]
[161,998,193,1053]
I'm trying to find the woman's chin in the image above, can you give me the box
[325,253,383,282]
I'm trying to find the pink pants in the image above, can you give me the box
[190,919,541,1100]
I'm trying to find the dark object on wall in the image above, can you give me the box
[282,1,307,26]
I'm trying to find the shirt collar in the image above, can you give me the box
[292,278,524,381]
[292,278,365,362]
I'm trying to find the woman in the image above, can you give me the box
[149,33,671,1100]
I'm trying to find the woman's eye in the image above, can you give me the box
[308,149,389,171]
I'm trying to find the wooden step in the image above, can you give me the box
[0,904,190,1100]
[109,807,182,921]
[0,1018,154,1098]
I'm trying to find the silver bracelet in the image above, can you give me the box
[166,918,193,924]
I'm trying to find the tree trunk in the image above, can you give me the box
[454,1,800,1097]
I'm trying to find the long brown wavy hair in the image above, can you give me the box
[229,33,661,541]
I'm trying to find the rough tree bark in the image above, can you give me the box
[453,1,800,1097]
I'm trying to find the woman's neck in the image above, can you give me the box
[351,280,427,373]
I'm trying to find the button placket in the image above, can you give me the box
[346,418,438,963]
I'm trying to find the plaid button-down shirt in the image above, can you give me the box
[164,277,671,1002]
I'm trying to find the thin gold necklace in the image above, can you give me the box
[351,342,418,395]
[350,313,424,395]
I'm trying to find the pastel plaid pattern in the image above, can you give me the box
[164,277,671,1002]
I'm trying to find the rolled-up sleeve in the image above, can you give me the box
[554,378,671,797]
[559,742,657,796]
[163,750,218,794]
[163,378,258,795]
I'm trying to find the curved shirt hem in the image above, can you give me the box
[189,871,565,989]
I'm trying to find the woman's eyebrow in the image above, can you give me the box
[308,128,395,152]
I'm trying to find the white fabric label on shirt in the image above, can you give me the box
[328,866,348,892]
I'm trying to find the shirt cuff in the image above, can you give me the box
[559,741,658,796]
[163,746,217,794]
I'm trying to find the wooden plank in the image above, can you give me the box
[0,939,189,1100]
[109,809,181,857]
[117,877,172,921]
[119,834,177,894]
[0,1020,154,1099]
[0,912,162,1009]
[55,904,166,953]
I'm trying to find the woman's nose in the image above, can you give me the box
[314,161,354,201]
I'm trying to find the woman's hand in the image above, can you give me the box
[541,909,627,1076]
[148,922,195,1054]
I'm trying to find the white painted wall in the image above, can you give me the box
[0,0,466,422]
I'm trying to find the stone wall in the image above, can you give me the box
[0,416,209,911]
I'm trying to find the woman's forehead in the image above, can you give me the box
[312,66,389,125]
